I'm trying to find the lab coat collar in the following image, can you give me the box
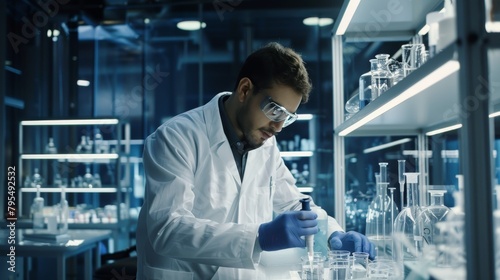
[203,92,272,186]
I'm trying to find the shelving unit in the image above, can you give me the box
[278,114,317,193]
[332,0,498,279]
[17,118,131,251]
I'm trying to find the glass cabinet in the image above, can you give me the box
[331,0,499,278]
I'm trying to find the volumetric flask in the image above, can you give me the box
[365,182,399,259]
[401,44,425,77]
[393,172,422,262]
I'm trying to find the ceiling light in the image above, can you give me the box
[335,0,361,35]
[303,17,333,26]
[77,80,90,87]
[363,138,412,154]
[418,25,430,35]
[489,111,500,118]
[425,124,462,136]
[177,21,206,31]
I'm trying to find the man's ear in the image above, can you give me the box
[236,77,253,102]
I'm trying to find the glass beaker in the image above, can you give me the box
[371,54,394,97]
[393,172,422,262]
[359,59,378,109]
[401,44,425,77]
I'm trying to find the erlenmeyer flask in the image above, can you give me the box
[371,54,394,97]
[365,182,399,259]
[393,172,422,262]
[359,59,378,109]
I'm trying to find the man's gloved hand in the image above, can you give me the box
[329,231,376,259]
[258,211,318,251]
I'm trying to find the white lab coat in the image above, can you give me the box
[136,92,343,280]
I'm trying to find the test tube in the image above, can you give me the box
[379,162,388,183]
[398,160,406,210]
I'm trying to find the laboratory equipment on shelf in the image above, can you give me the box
[401,44,425,77]
[31,168,43,188]
[365,162,399,259]
[397,160,406,211]
[434,175,466,268]
[371,54,394,97]
[30,185,44,229]
[358,58,378,109]
[58,186,69,233]
[45,137,58,154]
[345,92,360,117]
[393,172,422,262]
[417,189,450,246]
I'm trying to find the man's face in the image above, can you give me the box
[237,83,302,149]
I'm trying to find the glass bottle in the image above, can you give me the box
[434,175,465,268]
[416,190,450,249]
[359,59,378,109]
[83,167,94,188]
[45,137,58,154]
[32,168,43,188]
[393,172,422,262]
[31,185,45,229]
[371,54,394,97]
[58,186,69,233]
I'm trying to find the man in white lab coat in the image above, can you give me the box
[136,42,374,279]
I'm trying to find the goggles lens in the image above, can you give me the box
[260,97,298,127]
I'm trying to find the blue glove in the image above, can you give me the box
[329,231,376,260]
[258,211,318,251]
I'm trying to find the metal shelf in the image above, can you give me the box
[20,187,131,193]
[20,153,119,162]
[332,0,442,41]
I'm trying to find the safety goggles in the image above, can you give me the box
[260,97,298,128]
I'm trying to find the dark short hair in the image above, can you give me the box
[233,42,312,103]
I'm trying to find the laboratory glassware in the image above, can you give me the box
[31,185,45,229]
[393,172,422,262]
[312,206,329,256]
[351,252,369,279]
[416,189,450,247]
[45,137,58,154]
[32,167,43,188]
[397,160,406,210]
[345,92,360,114]
[434,175,466,268]
[359,59,378,109]
[365,182,399,259]
[58,186,69,233]
[371,54,394,97]
[401,44,425,77]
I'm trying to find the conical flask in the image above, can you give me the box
[393,172,422,262]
